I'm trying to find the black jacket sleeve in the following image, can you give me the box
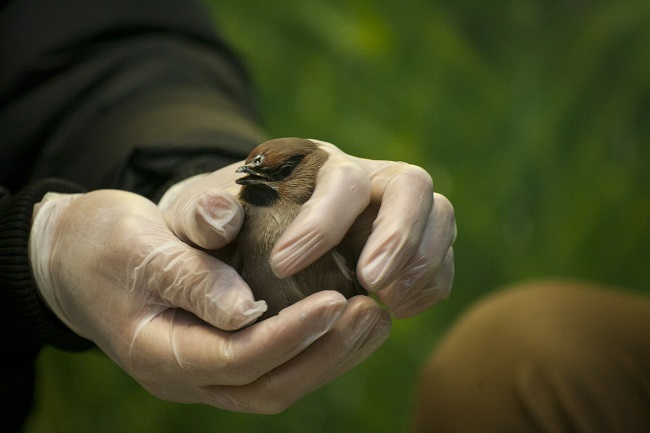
[0,0,266,198]
[0,0,267,428]
[0,179,93,431]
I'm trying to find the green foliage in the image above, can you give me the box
[25,0,650,432]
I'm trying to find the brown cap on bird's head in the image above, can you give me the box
[236,138,329,206]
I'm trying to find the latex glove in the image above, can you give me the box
[298,139,457,318]
[30,190,390,413]
[160,140,456,319]
[158,169,245,250]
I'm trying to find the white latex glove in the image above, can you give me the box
[29,190,390,413]
[160,140,456,319]
[305,140,457,318]
[157,167,245,250]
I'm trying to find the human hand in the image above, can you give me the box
[159,139,456,319]
[300,140,456,318]
[29,190,390,412]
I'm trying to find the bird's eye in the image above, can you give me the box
[275,154,305,179]
[279,163,294,178]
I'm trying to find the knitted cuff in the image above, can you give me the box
[0,179,94,352]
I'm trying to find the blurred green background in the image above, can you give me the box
[25,0,650,432]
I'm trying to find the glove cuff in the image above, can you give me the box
[0,179,94,352]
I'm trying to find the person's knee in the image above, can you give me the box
[412,280,609,433]
[413,280,650,433]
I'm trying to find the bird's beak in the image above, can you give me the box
[235,164,270,185]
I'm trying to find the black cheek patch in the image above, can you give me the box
[240,185,280,207]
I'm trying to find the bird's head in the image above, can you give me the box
[236,138,329,207]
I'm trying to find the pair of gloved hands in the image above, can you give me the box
[29,140,456,413]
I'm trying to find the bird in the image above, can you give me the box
[233,137,365,320]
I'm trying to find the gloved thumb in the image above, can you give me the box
[158,173,244,249]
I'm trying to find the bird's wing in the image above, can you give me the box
[331,250,355,282]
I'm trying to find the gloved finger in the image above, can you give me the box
[373,193,456,316]
[202,296,391,414]
[172,190,244,249]
[379,246,455,319]
[127,291,349,398]
[353,159,435,292]
[135,240,266,331]
[269,143,371,278]
[158,169,244,249]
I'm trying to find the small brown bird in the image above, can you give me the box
[234,137,364,320]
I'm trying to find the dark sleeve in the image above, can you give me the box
[0,1,266,428]
[0,0,266,199]
[0,180,94,432]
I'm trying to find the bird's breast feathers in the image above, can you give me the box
[240,203,300,252]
